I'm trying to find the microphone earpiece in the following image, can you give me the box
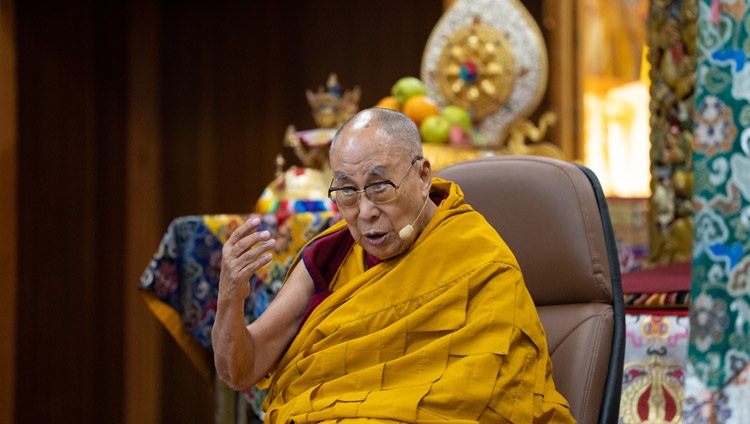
[398,196,430,241]
[398,225,415,241]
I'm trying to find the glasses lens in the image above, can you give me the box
[366,183,397,204]
[334,188,358,207]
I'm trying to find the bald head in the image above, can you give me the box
[330,108,423,159]
[326,107,435,260]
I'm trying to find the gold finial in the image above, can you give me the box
[305,73,362,128]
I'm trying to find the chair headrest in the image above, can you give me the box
[436,155,615,306]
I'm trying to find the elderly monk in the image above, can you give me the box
[212,108,574,423]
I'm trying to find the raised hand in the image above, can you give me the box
[219,217,277,300]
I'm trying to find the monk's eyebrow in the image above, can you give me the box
[333,166,388,183]
[332,170,350,182]
[368,166,387,178]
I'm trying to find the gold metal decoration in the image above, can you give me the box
[422,0,548,146]
[646,0,696,266]
[434,21,516,120]
[418,0,561,171]
[421,144,488,172]
[283,73,361,171]
[424,112,563,172]
[258,74,363,211]
[305,73,361,129]
[503,112,563,158]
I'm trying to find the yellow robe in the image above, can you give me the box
[262,179,574,423]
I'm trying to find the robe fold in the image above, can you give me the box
[261,178,574,423]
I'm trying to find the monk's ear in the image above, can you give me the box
[419,158,432,191]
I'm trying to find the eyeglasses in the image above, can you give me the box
[328,156,423,208]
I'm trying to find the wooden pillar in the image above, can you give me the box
[124,2,164,423]
[542,0,579,161]
[0,0,17,422]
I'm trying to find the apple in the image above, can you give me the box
[441,105,473,130]
[449,125,474,147]
[420,115,451,144]
[391,77,427,105]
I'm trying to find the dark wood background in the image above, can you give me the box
[3,1,566,423]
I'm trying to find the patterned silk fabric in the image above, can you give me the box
[139,208,340,383]
[620,312,689,424]
[686,0,750,421]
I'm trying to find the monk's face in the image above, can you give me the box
[329,121,430,260]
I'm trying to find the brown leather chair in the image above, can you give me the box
[437,155,625,424]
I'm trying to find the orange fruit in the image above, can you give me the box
[402,95,439,125]
[375,96,400,111]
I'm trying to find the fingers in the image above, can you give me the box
[221,217,277,283]
[227,216,263,245]
[237,237,275,274]
[225,217,269,256]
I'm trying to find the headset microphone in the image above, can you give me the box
[398,196,430,241]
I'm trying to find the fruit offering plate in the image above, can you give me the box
[422,143,495,172]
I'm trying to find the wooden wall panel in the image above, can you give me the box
[0,0,17,422]
[15,1,127,422]
[158,1,444,220]
[124,2,164,424]
[13,1,443,422]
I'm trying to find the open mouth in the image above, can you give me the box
[365,232,387,245]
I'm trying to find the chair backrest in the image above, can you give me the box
[436,155,625,424]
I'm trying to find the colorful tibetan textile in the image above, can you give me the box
[261,179,573,423]
[684,362,750,422]
[622,262,692,309]
[624,291,692,309]
[139,211,339,382]
[686,0,750,422]
[620,312,689,423]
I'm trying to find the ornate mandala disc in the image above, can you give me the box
[422,0,547,146]
[435,23,515,121]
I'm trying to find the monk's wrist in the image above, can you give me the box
[217,288,248,313]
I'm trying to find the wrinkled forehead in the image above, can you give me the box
[330,127,404,174]
[330,146,398,183]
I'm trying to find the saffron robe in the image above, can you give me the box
[262,179,574,423]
